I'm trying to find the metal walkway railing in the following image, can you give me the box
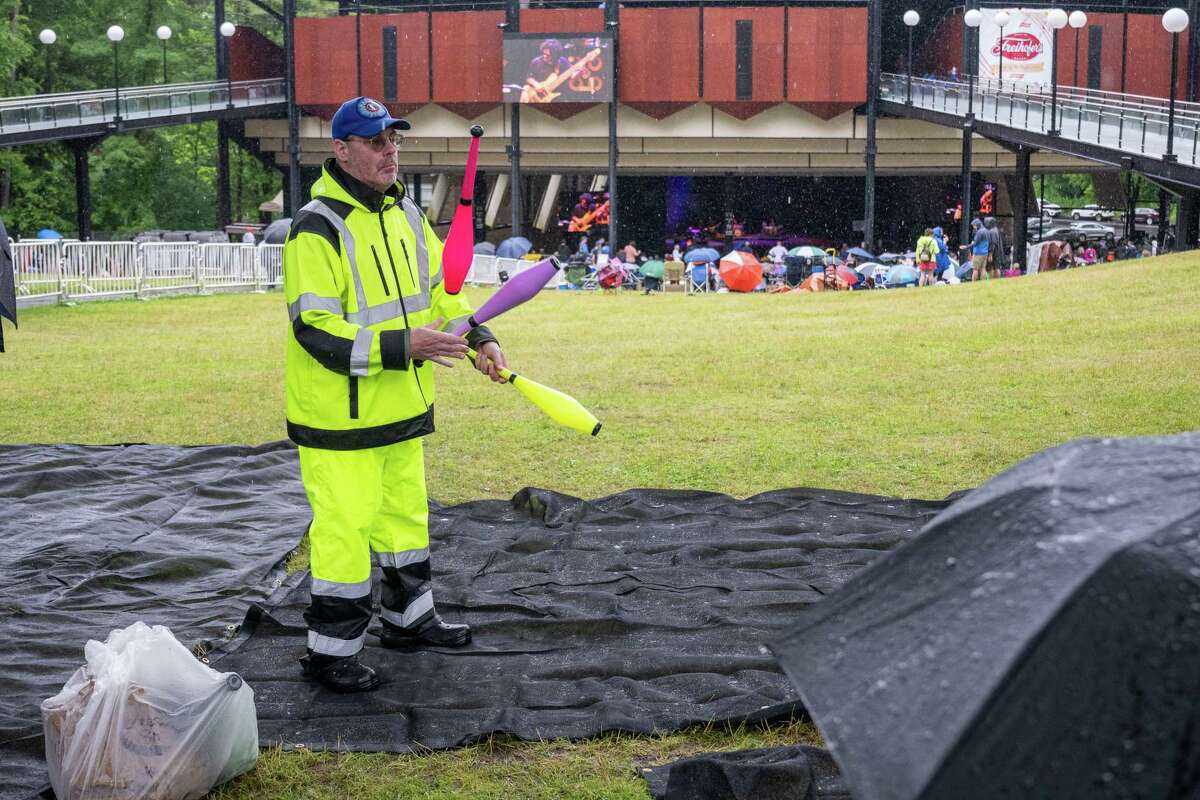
[0,78,286,140]
[881,73,1200,167]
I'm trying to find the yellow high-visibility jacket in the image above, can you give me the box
[284,159,495,450]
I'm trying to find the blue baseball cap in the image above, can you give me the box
[331,96,410,141]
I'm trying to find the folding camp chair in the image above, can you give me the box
[685,263,711,294]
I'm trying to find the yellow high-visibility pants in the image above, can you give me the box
[298,437,434,657]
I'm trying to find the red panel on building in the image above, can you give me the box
[1108,13,1189,99]
[788,7,866,118]
[360,13,430,110]
[520,9,605,34]
[620,7,701,117]
[229,28,284,83]
[702,7,785,107]
[295,15,358,111]
[432,10,504,118]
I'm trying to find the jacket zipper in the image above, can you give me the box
[371,245,391,296]
[379,208,430,410]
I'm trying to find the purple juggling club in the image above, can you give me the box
[451,257,560,336]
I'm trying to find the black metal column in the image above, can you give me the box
[863,0,880,251]
[284,0,301,216]
[1013,146,1031,270]
[1189,0,1199,102]
[215,0,227,80]
[1176,189,1198,249]
[1157,189,1169,249]
[217,122,232,229]
[355,0,363,96]
[507,0,522,237]
[1120,0,1129,93]
[70,139,96,241]
[960,121,973,248]
[607,0,620,253]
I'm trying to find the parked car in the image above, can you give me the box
[1069,221,1116,240]
[1071,204,1115,221]
[1036,199,1062,217]
[1134,207,1160,224]
[1029,225,1081,243]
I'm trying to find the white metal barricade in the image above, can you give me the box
[257,244,284,288]
[11,240,63,302]
[199,243,257,290]
[139,242,199,295]
[63,242,139,300]
[467,254,499,286]
[506,257,562,289]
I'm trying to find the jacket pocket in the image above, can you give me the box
[348,376,359,419]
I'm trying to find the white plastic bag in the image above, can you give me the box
[41,621,258,800]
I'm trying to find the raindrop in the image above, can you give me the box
[945,557,957,567]
[1101,772,1114,783]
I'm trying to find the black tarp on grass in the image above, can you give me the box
[0,443,307,800]
[211,485,952,753]
[771,433,1200,800]
[640,745,849,800]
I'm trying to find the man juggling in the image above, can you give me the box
[283,96,507,693]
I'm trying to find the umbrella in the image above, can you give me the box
[877,252,904,264]
[835,264,859,286]
[788,245,826,259]
[771,432,1200,800]
[496,236,532,259]
[0,216,14,352]
[473,241,497,255]
[261,218,292,245]
[36,228,62,240]
[718,251,763,292]
[684,247,720,264]
[639,259,665,279]
[846,246,875,261]
[956,263,975,281]
[885,264,919,287]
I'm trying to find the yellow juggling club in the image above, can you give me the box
[467,348,602,436]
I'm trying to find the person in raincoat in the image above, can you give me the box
[932,227,951,281]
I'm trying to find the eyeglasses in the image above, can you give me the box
[346,132,404,151]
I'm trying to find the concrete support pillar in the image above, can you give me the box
[428,173,449,220]
[485,173,509,228]
[534,174,563,232]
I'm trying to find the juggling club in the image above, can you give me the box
[442,125,484,295]
[451,258,560,337]
[467,348,601,436]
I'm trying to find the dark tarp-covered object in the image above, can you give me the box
[210,486,951,754]
[0,443,307,800]
[771,433,1200,800]
[641,744,850,800]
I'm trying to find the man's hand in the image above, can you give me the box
[410,318,468,367]
[474,341,508,383]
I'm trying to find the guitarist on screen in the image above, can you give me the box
[524,40,572,102]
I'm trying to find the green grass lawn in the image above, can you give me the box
[2,255,1199,797]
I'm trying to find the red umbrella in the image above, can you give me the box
[718,251,763,292]
[836,264,859,286]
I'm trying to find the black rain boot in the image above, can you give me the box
[379,615,471,649]
[300,650,382,693]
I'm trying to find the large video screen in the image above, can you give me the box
[502,34,613,104]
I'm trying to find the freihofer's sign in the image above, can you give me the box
[979,8,1055,84]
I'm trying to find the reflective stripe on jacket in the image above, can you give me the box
[284,159,495,450]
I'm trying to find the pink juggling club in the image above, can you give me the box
[442,125,484,295]
[451,258,560,337]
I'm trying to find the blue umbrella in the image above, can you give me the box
[496,236,532,259]
[956,263,975,281]
[474,241,497,255]
[36,228,62,240]
[846,246,875,261]
[885,264,920,287]
[684,247,720,264]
